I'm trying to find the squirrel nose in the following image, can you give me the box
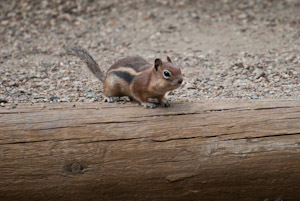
[178,78,183,85]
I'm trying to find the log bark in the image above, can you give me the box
[0,100,300,201]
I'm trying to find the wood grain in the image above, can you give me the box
[0,100,300,201]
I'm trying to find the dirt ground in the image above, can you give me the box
[1,0,300,108]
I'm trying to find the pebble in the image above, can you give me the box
[254,69,265,79]
[10,103,17,109]
[282,74,289,79]
[207,81,216,86]
[185,83,196,89]
[50,96,60,102]
[251,95,259,99]
[61,97,72,102]
[41,60,55,68]
[0,96,7,103]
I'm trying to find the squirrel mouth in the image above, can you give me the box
[172,78,183,86]
[177,78,183,85]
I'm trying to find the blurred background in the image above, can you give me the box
[0,0,300,106]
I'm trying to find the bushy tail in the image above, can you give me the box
[66,48,105,82]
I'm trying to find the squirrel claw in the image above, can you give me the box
[142,103,157,109]
[161,100,170,107]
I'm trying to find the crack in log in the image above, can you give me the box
[205,108,235,112]
[1,136,148,146]
[28,120,142,131]
[143,112,201,118]
[0,111,38,114]
[142,108,242,118]
[0,137,87,145]
[226,132,300,141]
[138,108,249,119]
[139,106,300,119]
[152,136,200,142]
[254,106,294,110]
[0,118,86,127]
[237,148,300,155]
[86,120,145,125]
[77,137,148,144]
[165,173,197,182]
[1,120,144,131]
[29,125,86,131]
[152,132,244,142]
[0,119,145,130]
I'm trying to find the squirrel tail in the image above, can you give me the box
[66,48,105,82]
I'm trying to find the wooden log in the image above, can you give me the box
[0,100,300,201]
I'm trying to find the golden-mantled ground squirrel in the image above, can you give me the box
[66,48,183,108]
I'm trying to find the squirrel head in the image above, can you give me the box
[152,56,183,92]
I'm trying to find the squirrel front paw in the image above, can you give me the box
[160,100,170,107]
[104,96,119,103]
[142,102,157,109]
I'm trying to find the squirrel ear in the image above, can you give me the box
[167,56,172,63]
[154,58,162,71]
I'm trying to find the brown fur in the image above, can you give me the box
[67,48,183,108]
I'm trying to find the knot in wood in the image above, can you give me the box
[66,162,83,175]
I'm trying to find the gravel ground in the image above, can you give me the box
[1,0,300,108]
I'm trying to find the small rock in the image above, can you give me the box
[0,96,7,103]
[10,80,19,87]
[207,81,215,86]
[282,74,289,79]
[19,88,27,94]
[191,13,200,20]
[87,92,100,99]
[234,62,244,68]
[61,97,70,102]
[255,69,265,79]
[50,96,60,102]
[168,25,177,30]
[10,103,17,109]
[90,41,99,49]
[92,93,100,99]
[82,88,91,92]
[266,19,277,27]
[185,83,196,89]
[240,75,248,80]
[41,60,55,68]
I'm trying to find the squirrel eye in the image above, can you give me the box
[163,70,171,78]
